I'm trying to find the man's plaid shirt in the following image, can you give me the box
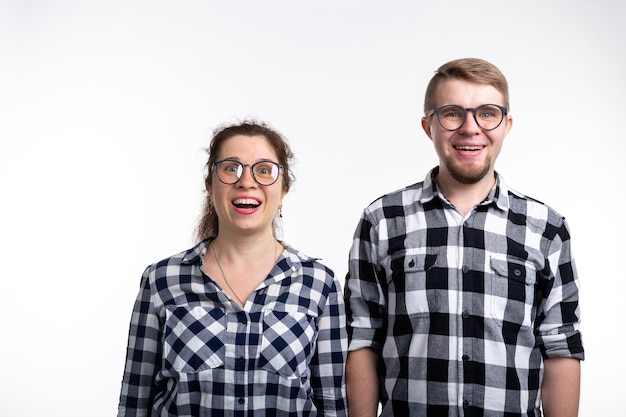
[345,168,584,416]
[118,239,347,417]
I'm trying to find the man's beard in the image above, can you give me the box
[446,159,492,184]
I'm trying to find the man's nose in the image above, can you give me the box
[458,110,481,134]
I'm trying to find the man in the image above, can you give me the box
[344,58,584,416]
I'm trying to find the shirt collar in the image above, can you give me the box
[181,239,210,265]
[180,237,320,274]
[420,166,509,212]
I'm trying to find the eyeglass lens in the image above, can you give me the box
[436,104,505,131]
[214,160,281,186]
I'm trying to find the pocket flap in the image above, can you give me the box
[490,258,536,285]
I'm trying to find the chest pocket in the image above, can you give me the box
[258,310,316,379]
[163,305,226,373]
[489,258,537,328]
[388,250,440,316]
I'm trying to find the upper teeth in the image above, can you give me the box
[456,146,482,150]
[233,198,259,206]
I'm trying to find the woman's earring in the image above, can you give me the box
[278,206,283,218]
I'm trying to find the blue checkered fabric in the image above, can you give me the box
[118,240,347,417]
[345,168,584,416]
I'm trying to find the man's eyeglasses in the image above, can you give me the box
[212,159,283,186]
[426,104,508,131]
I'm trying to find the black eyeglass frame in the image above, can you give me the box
[211,159,284,186]
[426,104,508,131]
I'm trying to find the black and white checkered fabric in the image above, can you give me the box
[345,168,584,416]
[118,240,347,416]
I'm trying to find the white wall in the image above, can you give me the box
[1,1,623,415]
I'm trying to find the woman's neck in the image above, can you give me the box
[211,231,279,262]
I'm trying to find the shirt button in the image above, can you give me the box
[462,265,469,274]
[237,313,247,324]
[462,354,469,361]
[463,399,469,408]
[462,310,469,319]
[238,397,245,405]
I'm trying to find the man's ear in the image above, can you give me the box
[421,117,433,141]
[503,114,513,137]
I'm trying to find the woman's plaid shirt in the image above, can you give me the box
[345,169,584,416]
[118,240,347,417]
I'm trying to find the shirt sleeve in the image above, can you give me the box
[344,209,387,353]
[309,272,348,417]
[117,268,163,417]
[535,218,585,360]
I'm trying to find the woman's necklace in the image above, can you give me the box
[212,241,278,306]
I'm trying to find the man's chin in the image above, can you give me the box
[448,164,491,185]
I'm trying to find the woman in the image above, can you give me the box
[117,121,347,416]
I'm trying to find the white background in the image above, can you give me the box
[1,1,623,415]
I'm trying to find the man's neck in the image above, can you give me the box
[434,170,496,215]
